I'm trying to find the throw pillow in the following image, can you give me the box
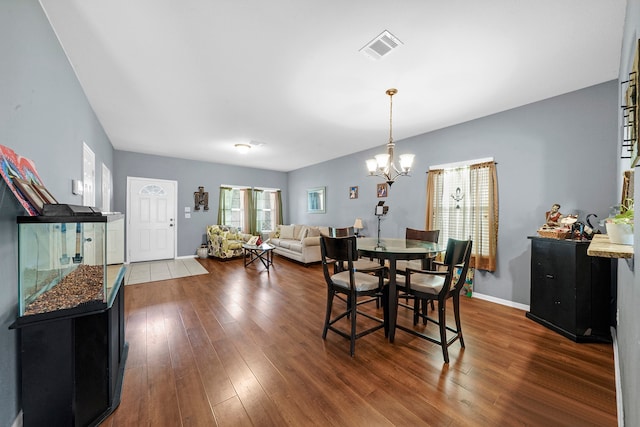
[274,226,281,238]
[298,226,309,242]
[280,225,295,239]
[306,227,321,237]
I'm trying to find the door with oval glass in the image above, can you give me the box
[127,177,177,262]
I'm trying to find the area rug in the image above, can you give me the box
[125,257,209,285]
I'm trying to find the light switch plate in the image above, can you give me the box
[72,179,84,195]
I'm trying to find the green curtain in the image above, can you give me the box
[276,190,283,225]
[248,189,258,234]
[217,187,232,224]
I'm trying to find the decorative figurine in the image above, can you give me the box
[451,187,464,209]
[194,186,209,211]
[545,203,562,227]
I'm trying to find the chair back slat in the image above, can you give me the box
[405,228,439,243]
[329,227,355,237]
[321,235,357,261]
[404,228,440,269]
[440,238,472,295]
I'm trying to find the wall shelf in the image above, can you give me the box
[587,234,634,259]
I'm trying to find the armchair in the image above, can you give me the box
[206,225,253,259]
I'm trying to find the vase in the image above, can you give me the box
[197,246,209,259]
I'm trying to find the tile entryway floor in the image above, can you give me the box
[125,258,209,285]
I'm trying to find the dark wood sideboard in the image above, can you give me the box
[527,236,614,342]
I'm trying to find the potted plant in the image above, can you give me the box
[606,198,634,245]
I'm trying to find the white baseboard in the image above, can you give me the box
[12,410,22,427]
[611,326,624,427]
[471,292,530,312]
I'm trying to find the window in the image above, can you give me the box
[218,187,283,234]
[219,187,246,230]
[427,159,498,271]
[256,190,277,232]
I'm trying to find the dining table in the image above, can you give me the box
[357,237,445,343]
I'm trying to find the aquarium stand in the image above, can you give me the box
[11,279,126,427]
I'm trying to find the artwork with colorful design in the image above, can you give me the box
[0,145,45,216]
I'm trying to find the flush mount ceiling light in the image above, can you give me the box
[366,88,414,186]
[360,30,403,60]
[234,143,251,154]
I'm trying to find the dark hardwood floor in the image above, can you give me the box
[103,255,617,426]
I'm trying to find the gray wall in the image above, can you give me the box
[0,0,635,425]
[113,150,288,257]
[0,0,114,425]
[618,0,640,424]
[289,81,618,305]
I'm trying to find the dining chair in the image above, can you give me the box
[320,235,386,356]
[329,226,385,271]
[396,228,440,273]
[392,238,472,363]
[328,227,386,310]
[395,228,440,315]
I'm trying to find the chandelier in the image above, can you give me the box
[366,88,414,185]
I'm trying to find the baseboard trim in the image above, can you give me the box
[12,410,22,427]
[471,292,530,312]
[611,326,624,427]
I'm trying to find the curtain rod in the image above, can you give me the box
[219,184,280,191]
[426,158,496,172]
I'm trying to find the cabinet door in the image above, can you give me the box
[547,242,577,332]
[531,239,558,320]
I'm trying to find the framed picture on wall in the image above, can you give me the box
[377,183,388,198]
[12,177,45,214]
[349,186,358,199]
[307,187,326,213]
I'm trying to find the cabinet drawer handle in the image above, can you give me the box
[546,274,554,279]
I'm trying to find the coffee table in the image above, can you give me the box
[243,242,275,271]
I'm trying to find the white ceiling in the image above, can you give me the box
[39,0,627,172]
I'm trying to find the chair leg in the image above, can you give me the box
[322,289,334,339]
[437,300,449,364]
[381,285,390,338]
[453,294,465,348]
[376,271,384,309]
[350,292,357,357]
[413,298,420,326]
[422,299,429,325]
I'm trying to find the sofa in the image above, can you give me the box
[267,224,329,265]
[206,225,254,259]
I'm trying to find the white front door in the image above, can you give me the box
[127,177,177,262]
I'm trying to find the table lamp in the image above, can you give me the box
[353,218,364,237]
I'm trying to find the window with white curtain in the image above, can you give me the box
[256,190,277,232]
[427,158,498,271]
[220,187,246,229]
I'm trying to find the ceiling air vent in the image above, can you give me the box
[360,30,403,60]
